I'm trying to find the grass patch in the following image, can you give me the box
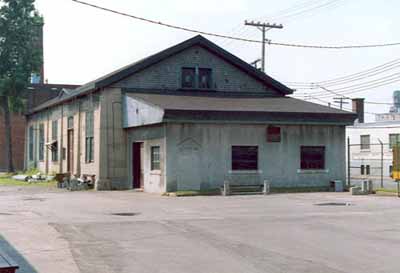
[0,175,56,187]
[375,188,399,193]
[168,188,221,197]
[270,186,330,193]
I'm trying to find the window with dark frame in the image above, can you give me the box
[29,126,34,161]
[300,146,325,170]
[198,68,212,89]
[51,120,58,161]
[181,67,195,88]
[85,111,94,163]
[366,165,370,175]
[360,135,370,150]
[39,123,44,161]
[361,165,365,175]
[151,146,160,171]
[389,134,400,149]
[267,126,281,142]
[67,116,74,129]
[181,67,213,89]
[232,146,258,171]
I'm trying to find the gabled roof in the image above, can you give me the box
[76,35,293,95]
[28,35,294,115]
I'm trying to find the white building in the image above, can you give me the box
[346,93,400,187]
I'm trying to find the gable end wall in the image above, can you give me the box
[112,46,281,96]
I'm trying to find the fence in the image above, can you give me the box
[347,138,396,189]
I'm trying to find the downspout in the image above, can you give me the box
[60,104,64,173]
[45,110,50,174]
[77,99,82,176]
[112,101,122,179]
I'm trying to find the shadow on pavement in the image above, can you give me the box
[0,235,38,273]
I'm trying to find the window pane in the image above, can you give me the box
[29,126,34,161]
[67,116,74,129]
[181,68,195,88]
[390,134,400,149]
[361,165,365,175]
[39,124,44,161]
[198,68,212,89]
[232,146,258,170]
[300,146,325,170]
[86,111,94,137]
[360,135,370,150]
[151,146,160,170]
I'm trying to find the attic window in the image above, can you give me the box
[182,67,195,88]
[181,67,212,89]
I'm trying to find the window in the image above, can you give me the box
[85,111,94,163]
[39,124,44,161]
[67,116,74,129]
[300,146,325,170]
[151,146,160,170]
[181,67,213,89]
[360,135,370,150]
[389,134,400,149]
[198,68,212,89]
[51,120,58,161]
[232,146,258,170]
[29,126,34,161]
[267,126,281,142]
[181,67,195,88]
[366,165,370,175]
[361,165,365,175]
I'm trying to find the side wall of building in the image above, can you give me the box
[165,123,346,191]
[26,94,101,180]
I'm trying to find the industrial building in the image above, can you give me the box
[25,35,357,192]
[347,91,400,186]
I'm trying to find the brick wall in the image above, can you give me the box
[0,113,26,171]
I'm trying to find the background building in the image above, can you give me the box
[347,91,400,189]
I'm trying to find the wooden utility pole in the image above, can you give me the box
[244,21,283,72]
[333,97,350,110]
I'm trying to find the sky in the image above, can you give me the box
[34,0,400,121]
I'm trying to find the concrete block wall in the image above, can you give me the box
[0,113,26,171]
[97,87,128,190]
[165,123,346,192]
[113,46,279,95]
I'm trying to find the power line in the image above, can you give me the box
[71,0,400,50]
[286,58,400,86]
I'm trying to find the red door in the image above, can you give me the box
[132,142,143,188]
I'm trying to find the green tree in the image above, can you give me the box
[0,0,42,172]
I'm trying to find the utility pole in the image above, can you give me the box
[333,97,350,110]
[244,21,283,72]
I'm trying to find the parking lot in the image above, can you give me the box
[1,186,400,273]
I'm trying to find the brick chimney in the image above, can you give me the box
[32,20,44,84]
[352,98,365,123]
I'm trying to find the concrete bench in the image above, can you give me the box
[222,180,270,196]
[0,251,18,273]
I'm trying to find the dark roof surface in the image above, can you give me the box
[130,93,354,114]
[28,35,294,114]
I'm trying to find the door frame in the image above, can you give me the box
[67,129,74,173]
[132,142,143,189]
